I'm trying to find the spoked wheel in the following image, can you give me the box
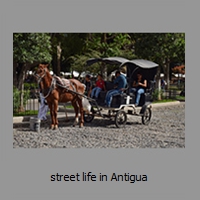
[115,110,127,128]
[84,106,96,123]
[141,107,152,125]
[84,111,94,123]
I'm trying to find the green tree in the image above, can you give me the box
[13,33,52,111]
[132,33,185,89]
[50,33,88,76]
[69,33,135,79]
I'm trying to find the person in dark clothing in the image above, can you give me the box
[130,72,147,106]
[84,74,92,97]
[161,78,167,90]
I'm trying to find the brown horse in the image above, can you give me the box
[34,64,85,129]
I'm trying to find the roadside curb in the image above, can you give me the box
[13,113,73,124]
[13,101,183,124]
[151,101,182,108]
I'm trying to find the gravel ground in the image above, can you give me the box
[13,102,185,148]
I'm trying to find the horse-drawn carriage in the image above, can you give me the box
[34,57,158,129]
[83,57,158,128]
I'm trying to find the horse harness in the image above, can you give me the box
[34,68,80,99]
[53,76,79,100]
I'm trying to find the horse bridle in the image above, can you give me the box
[33,68,55,99]
[33,68,47,84]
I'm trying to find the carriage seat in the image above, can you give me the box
[109,85,129,108]
[110,92,127,108]
[105,81,115,90]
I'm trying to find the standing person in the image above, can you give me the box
[131,72,147,106]
[38,91,48,120]
[90,74,106,99]
[84,74,92,97]
[161,78,167,90]
[105,70,127,107]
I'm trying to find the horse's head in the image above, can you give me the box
[34,64,49,83]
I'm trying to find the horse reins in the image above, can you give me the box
[33,68,55,99]
[34,68,47,84]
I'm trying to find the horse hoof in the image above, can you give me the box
[50,125,54,129]
[79,124,84,128]
[54,125,58,130]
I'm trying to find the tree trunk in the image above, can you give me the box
[18,63,26,111]
[13,62,40,112]
[101,33,108,80]
[101,63,107,81]
[13,61,18,87]
[155,66,161,100]
[52,54,57,75]
[57,42,62,76]
[166,61,170,90]
[163,58,170,90]
[17,62,38,111]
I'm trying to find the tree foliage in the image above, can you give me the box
[172,65,185,74]
[132,33,185,66]
[69,33,135,76]
[13,33,52,64]
[13,32,185,109]
[13,32,185,83]
[13,33,52,111]
[131,33,185,89]
[49,33,89,74]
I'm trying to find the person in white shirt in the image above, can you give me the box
[38,92,48,120]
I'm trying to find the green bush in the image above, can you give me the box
[13,86,20,112]
[23,89,30,105]
[13,86,30,112]
[24,83,38,90]
[152,89,164,101]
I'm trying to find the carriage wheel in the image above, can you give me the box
[84,112,94,123]
[115,110,127,128]
[141,107,152,125]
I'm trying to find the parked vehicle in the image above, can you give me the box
[83,57,159,128]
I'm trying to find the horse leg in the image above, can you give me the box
[65,112,69,122]
[71,100,79,127]
[77,97,84,128]
[53,100,59,129]
[64,106,69,122]
[47,102,55,129]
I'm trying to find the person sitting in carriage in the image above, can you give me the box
[105,70,127,107]
[90,74,106,99]
[130,72,147,106]
[83,74,92,97]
